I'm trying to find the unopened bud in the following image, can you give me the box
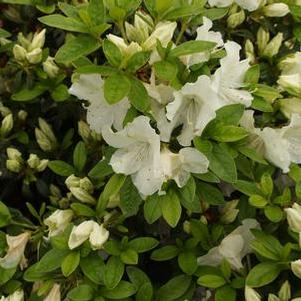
[257,27,270,54]
[65,174,80,189]
[220,199,239,224]
[50,184,61,198]
[245,286,261,301]
[36,159,49,172]
[13,44,27,62]
[38,118,57,145]
[43,56,59,78]
[262,33,283,58]
[278,280,291,301]
[69,187,96,204]
[268,295,280,301]
[18,110,28,121]
[292,260,301,278]
[6,159,22,173]
[227,10,245,29]
[27,154,40,169]
[263,3,290,17]
[1,114,13,136]
[26,48,42,64]
[29,29,46,51]
[35,128,54,152]
[245,39,256,64]
[78,121,92,143]
[7,147,22,161]
[79,177,94,194]
[183,221,191,234]
[17,32,30,49]
[0,105,12,117]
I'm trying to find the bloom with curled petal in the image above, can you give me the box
[102,116,162,196]
[212,41,253,107]
[69,74,130,133]
[44,209,73,237]
[198,219,260,270]
[166,75,221,146]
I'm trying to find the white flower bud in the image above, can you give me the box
[35,128,53,152]
[43,283,60,301]
[292,260,301,278]
[268,294,280,301]
[38,118,57,145]
[263,3,290,17]
[245,39,256,64]
[78,121,92,143]
[65,174,80,189]
[29,29,46,51]
[36,159,49,172]
[43,56,59,78]
[13,45,27,62]
[69,187,96,204]
[27,154,40,169]
[278,280,291,301]
[7,148,22,161]
[17,110,27,121]
[285,203,301,232]
[79,177,94,194]
[26,48,42,64]
[227,10,245,29]
[44,209,73,237]
[17,32,31,49]
[257,27,270,54]
[245,286,261,301]
[279,98,301,118]
[6,160,22,173]
[0,105,12,117]
[1,114,13,136]
[262,33,283,58]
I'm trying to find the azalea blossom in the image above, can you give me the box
[69,74,130,133]
[68,220,109,250]
[102,116,162,196]
[278,52,301,96]
[208,0,261,11]
[43,283,60,301]
[160,147,209,187]
[185,17,224,66]
[166,75,221,146]
[285,203,301,233]
[0,290,24,301]
[241,111,301,173]
[211,41,253,107]
[197,219,260,270]
[44,209,73,237]
[0,232,30,269]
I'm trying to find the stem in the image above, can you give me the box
[175,22,188,45]
[118,20,128,43]
[11,221,38,230]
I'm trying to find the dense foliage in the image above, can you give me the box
[1,0,301,300]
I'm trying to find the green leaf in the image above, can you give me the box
[55,35,101,64]
[0,267,16,286]
[88,158,113,182]
[0,28,11,38]
[151,245,179,261]
[246,262,281,288]
[215,285,236,301]
[157,275,192,301]
[249,195,268,208]
[136,282,153,301]
[127,266,151,288]
[80,253,105,284]
[215,104,245,126]
[104,256,124,289]
[88,0,105,25]
[36,249,69,273]
[163,5,204,20]
[73,141,87,172]
[51,84,70,102]
[104,73,131,104]
[128,78,150,112]
[61,252,80,277]
[264,205,283,223]
[260,173,273,198]
[144,194,162,224]
[48,160,75,176]
[0,201,11,227]
[238,147,268,165]
[38,15,89,33]
[119,178,143,217]
[127,51,150,72]
[103,39,123,67]
[251,96,273,112]
[161,189,182,228]
[67,285,94,301]
[100,280,137,299]
[71,203,95,217]
[207,124,249,142]
[12,84,47,101]
[233,180,262,196]
[120,249,138,265]
[169,40,216,57]
[153,60,178,81]
[76,64,116,76]
[128,237,159,253]
[178,252,197,275]
[245,65,260,84]
[197,274,226,288]
[179,176,196,204]
[198,182,225,205]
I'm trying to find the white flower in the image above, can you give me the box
[198,219,260,270]
[44,209,73,237]
[212,41,253,107]
[279,97,301,119]
[285,203,301,233]
[166,75,221,146]
[160,147,209,187]
[0,232,30,269]
[245,286,261,301]
[291,260,301,279]
[69,74,130,133]
[43,284,60,301]
[278,52,301,96]
[263,3,290,17]
[0,290,24,301]
[185,17,224,66]
[68,221,109,250]
[102,116,162,196]
[209,0,261,11]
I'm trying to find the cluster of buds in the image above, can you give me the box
[65,174,96,204]
[257,27,283,58]
[42,56,59,78]
[49,184,69,208]
[78,120,101,144]
[6,147,48,174]
[35,118,58,152]
[13,29,46,65]
[227,5,245,28]
[267,281,297,301]
[219,199,239,224]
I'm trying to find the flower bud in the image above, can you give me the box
[69,187,96,204]
[26,48,42,64]
[78,120,92,143]
[279,98,301,118]
[29,29,46,51]
[44,283,60,301]
[44,209,73,237]
[263,3,290,17]
[50,184,61,198]
[17,32,31,49]
[6,160,22,173]
[268,294,280,301]
[227,10,245,29]
[27,154,40,169]
[18,110,27,121]
[7,148,22,161]
[79,177,94,194]
[0,105,12,117]
[5,289,24,301]
[262,33,283,58]
[65,174,81,189]
[285,203,301,232]
[1,113,13,136]
[278,280,291,301]
[38,118,57,145]
[35,128,53,152]
[257,27,270,54]
[13,44,27,62]
[36,159,48,172]
[291,259,301,278]
[245,39,256,64]
[43,56,59,78]
[183,221,191,234]
[245,286,261,301]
